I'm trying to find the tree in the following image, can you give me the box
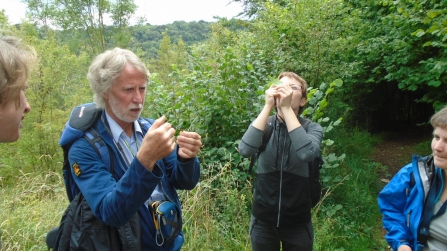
[340,0,445,129]
[24,0,137,54]
[230,0,289,17]
[0,10,8,26]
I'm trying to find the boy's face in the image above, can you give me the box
[0,87,31,142]
[278,76,306,113]
[432,126,447,169]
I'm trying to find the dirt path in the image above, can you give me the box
[371,130,431,181]
[370,129,431,250]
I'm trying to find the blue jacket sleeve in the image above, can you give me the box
[162,145,201,191]
[69,137,163,227]
[378,164,414,251]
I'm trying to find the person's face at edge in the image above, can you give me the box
[103,64,147,129]
[0,85,31,143]
[432,126,447,170]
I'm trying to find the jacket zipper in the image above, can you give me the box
[277,127,287,227]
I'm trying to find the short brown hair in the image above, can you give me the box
[278,71,308,114]
[278,71,308,99]
[0,35,36,107]
[431,106,447,129]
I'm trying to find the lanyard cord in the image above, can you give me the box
[123,132,139,157]
[117,131,140,167]
[101,115,134,169]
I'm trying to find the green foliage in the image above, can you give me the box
[146,29,283,181]
[147,22,276,146]
[148,31,188,90]
[130,20,217,59]
[301,79,346,191]
[0,10,8,26]
[180,163,252,250]
[250,0,358,88]
[311,128,385,250]
[343,0,447,125]
[0,25,91,181]
[24,0,137,53]
[230,0,289,18]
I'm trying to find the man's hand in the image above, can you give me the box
[176,131,202,160]
[265,84,278,109]
[275,83,293,110]
[137,116,176,171]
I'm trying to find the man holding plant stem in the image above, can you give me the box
[64,47,202,250]
[238,72,323,251]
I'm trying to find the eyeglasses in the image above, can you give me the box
[290,85,302,92]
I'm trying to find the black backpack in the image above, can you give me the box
[47,103,141,250]
[248,115,324,208]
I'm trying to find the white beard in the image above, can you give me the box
[109,93,142,123]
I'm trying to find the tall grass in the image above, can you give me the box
[180,162,252,251]
[0,171,66,251]
[0,127,389,250]
[312,127,389,250]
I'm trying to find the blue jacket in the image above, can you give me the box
[60,110,201,251]
[378,154,443,251]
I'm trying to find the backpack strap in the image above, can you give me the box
[61,104,112,202]
[84,127,114,176]
[299,117,324,208]
[248,115,275,173]
[62,126,113,202]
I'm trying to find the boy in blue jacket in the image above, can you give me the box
[378,106,447,251]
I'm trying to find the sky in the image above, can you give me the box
[0,0,245,26]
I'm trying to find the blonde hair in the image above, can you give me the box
[87,48,150,109]
[0,35,36,107]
